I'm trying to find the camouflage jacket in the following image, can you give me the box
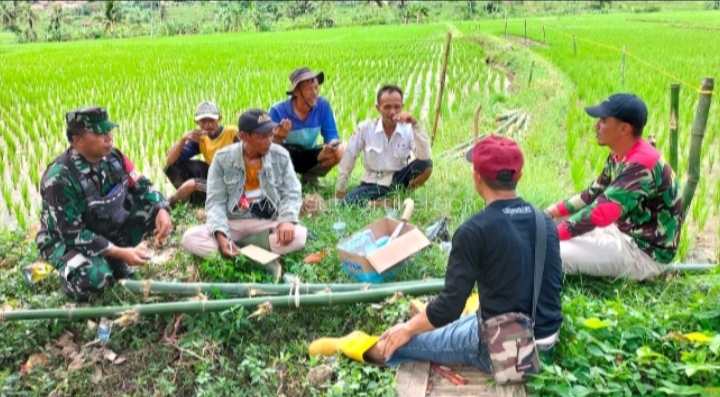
[36,147,166,258]
[556,139,683,264]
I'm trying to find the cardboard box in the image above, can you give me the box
[337,217,431,283]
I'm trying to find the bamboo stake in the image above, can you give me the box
[543,25,546,44]
[620,45,626,87]
[669,83,680,173]
[524,19,527,39]
[681,77,714,218]
[1,281,446,322]
[572,35,577,56]
[473,102,483,145]
[504,14,508,37]
[528,61,535,86]
[121,278,442,297]
[430,32,452,148]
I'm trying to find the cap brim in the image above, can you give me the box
[254,120,279,134]
[465,146,474,162]
[584,104,610,119]
[96,120,117,133]
[195,113,220,121]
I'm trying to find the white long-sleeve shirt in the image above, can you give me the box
[336,118,432,191]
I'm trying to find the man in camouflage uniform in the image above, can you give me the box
[546,94,683,281]
[35,107,173,302]
[306,136,563,376]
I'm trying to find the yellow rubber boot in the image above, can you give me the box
[308,330,379,364]
[462,292,480,316]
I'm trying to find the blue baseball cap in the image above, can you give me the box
[584,93,648,130]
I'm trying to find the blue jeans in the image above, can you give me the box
[343,159,433,206]
[385,314,492,372]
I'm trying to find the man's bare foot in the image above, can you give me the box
[363,343,387,366]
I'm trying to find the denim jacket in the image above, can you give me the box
[206,142,302,239]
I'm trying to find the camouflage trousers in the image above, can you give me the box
[44,201,158,300]
[383,314,559,372]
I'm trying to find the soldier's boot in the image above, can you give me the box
[300,164,332,189]
[308,330,379,364]
[60,280,91,304]
[108,259,137,280]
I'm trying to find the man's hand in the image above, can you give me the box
[216,233,239,258]
[378,322,413,359]
[183,129,204,143]
[273,119,292,143]
[545,204,561,219]
[275,222,295,246]
[394,112,417,125]
[317,140,342,168]
[154,209,173,246]
[120,247,151,267]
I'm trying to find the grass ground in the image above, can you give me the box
[1,10,719,397]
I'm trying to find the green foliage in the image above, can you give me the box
[1,8,719,397]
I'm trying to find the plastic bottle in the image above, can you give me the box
[97,319,112,342]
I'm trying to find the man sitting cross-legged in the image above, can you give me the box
[164,101,239,207]
[181,109,307,278]
[308,135,563,373]
[335,84,433,208]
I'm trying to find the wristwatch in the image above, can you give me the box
[154,201,172,214]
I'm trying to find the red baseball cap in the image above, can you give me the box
[465,135,524,181]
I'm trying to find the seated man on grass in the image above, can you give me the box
[545,94,683,281]
[269,67,344,189]
[164,101,239,207]
[335,84,433,208]
[181,109,307,279]
[308,135,563,373]
[37,107,173,302]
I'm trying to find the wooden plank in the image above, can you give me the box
[492,383,527,397]
[428,365,527,397]
[395,360,431,397]
[396,362,528,397]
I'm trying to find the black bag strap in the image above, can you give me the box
[531,207,547,321]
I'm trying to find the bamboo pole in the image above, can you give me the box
[496,112,521,133]
[473,102,483,143]
[0,281,446,322]
[681,77,714,218]
[524,19,527,39]
[495,109,520,122]
[504,14,508,37]
[528,61,535,86]
[121,278,443,297]
[666,263,718,272]
[620,45,626,87]
[543,25,546,44]
[430,32,452,148]
[572,35,577,56]
[669,83,680,173]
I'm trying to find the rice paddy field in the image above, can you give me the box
[0,7,719,397]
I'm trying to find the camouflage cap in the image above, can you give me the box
[65,106,118,135]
